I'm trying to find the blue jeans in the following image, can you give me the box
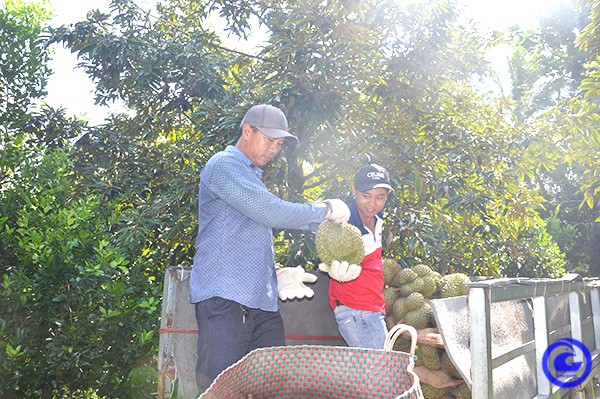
[334,305,388,349]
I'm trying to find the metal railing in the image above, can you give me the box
[469,275,600,398]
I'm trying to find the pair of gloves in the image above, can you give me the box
[277,261,362,301]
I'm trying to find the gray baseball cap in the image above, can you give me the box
[240,104,298,144]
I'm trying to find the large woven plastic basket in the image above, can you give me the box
[198,324,423,399]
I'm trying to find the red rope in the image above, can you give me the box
[159,328,198,335]
[159,329,343,341]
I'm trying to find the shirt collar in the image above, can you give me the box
[349,199,383,235]
[226,145,263,177]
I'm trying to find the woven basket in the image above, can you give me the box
[198,324,423,399]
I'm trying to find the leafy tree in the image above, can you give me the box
[49,0,567,279]
[504,0,600,274]
[507,1,589,121]
[0,1,159,397]
[2,0,587,394]
[575,0,600,215]
[1,139,160,398]
[0,0,51,197]
[0,0,50,133]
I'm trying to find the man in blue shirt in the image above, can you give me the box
[190,104,351,393]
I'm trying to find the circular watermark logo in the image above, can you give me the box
[542,338,591,388]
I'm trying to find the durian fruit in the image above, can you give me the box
[415,344,442,370]
[393,267,418,286]
[398,277,424,297]
[405,292,426,312]
[440,273,470,298]
[393,335,412,352]
[392,297,408,322]
[421,384,447,399]
[431,271,444,296]
[315,220,365,265]
[440,352,462,379]
[413,263,433,277]
[383,286,399,314]
[383,258,402,285]
[451,383,471,399]
[404,302,432,329]
[420,274,438,298]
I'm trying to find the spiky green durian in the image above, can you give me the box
[440,273,470,298]
[413,263,433,277]
[392,297,408,321]
[420,275,438,298]
[393,268,418,286]
[451,383,471,399]
[393,334,412,352]
[421,384,447,399]
[430,271,444,297]
[415,344,442,370]
[383,286,399,314]
[315,220,365,265]
[383,258,402,285]
[404,302,432,329]
[440,351,462,379]
[398,277,424,297]
[405,292,426,311]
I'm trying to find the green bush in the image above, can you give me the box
[0,146,160,398]
[52,388,106,399]
[499,222,567,278]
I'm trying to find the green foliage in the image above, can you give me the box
[499,222,567,278]
[45,0,574,280]
[0,143,161,398]
[52,388,106,399]
[502,0,599,275]
[71,119,205,269]
[507,0,589,120]
[577,0,600,58]
[0,0,51,131]
[528,95,600,274]
[127,360,159,399]
[545,206,590,275]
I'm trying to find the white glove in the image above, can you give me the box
[324,199,350,224]
[318,260,361,282]
[277,266,318,301]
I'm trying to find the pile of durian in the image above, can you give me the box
[383,260,469,329]
[382,259,471,399]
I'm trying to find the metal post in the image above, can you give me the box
[533,295,551,396]
[470,286,493,398]
[570,291,584,364]
[590,289,600,351]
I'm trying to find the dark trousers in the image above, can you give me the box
[194,297,285,393]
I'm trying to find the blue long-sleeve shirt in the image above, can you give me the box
[190,145,327,311]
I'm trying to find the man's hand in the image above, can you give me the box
[277,266,318,301]
[324,199,350,224]
[318,260,361,282]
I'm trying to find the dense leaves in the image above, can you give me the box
[0,0,50,132]
[1,144,159,398]
[575,0,600,219]
[505,0,600,274]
